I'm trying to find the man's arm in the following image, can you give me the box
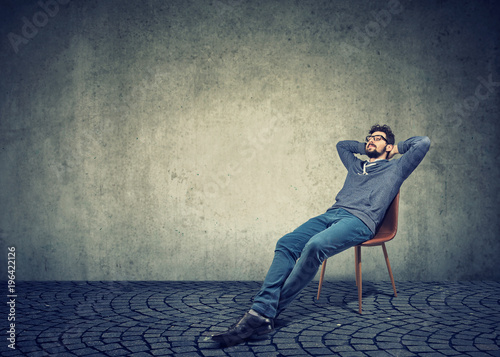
[336,140,366,170]
[392,136,431,179]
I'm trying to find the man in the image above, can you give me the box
[211,124,430,346]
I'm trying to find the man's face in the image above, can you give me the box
[365,131,390,159]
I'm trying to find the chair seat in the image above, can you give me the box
[360,233,396,246]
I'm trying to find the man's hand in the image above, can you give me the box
[387,145,399,160]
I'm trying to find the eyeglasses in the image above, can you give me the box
[365,135,388,143]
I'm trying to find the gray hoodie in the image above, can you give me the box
[328,136,431,233]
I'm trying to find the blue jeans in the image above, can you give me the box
[251,208,373,318]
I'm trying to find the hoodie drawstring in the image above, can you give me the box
[361,162,377,175]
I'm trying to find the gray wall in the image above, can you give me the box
[1,0,499,281]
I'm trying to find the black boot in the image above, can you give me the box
[211,312,274,346]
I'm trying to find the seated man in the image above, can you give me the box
[211,124,431,346]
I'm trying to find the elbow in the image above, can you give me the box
[336,140,347,148]
[336,140,348,152]
[421,136,431,152]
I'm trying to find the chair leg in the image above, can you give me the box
[382,243,397,297]
[354,246,358,287]
[316,259,327,300]
[355,245,362,314]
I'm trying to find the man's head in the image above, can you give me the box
[365,124,395,160]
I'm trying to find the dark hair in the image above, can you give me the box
[369,124,395,145]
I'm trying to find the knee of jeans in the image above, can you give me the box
[302,240,324,261]
[296,241,324,274]
[275,237,289,253]
[275,236,298,259]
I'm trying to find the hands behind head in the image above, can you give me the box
[387,145,399,160]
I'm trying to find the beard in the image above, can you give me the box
[366,144,386,159]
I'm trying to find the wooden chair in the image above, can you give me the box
[316,191,400,314]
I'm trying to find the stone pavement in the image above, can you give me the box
[1,281,499,356]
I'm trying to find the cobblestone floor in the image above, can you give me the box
[1,281,499,356]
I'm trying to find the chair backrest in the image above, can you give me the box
[375,191,400,237]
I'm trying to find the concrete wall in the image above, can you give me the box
[1,0,499,281]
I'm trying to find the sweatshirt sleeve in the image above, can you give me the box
[396,136,431,179]
[336,140,366,170]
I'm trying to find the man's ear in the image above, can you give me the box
[386,144,393,153]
